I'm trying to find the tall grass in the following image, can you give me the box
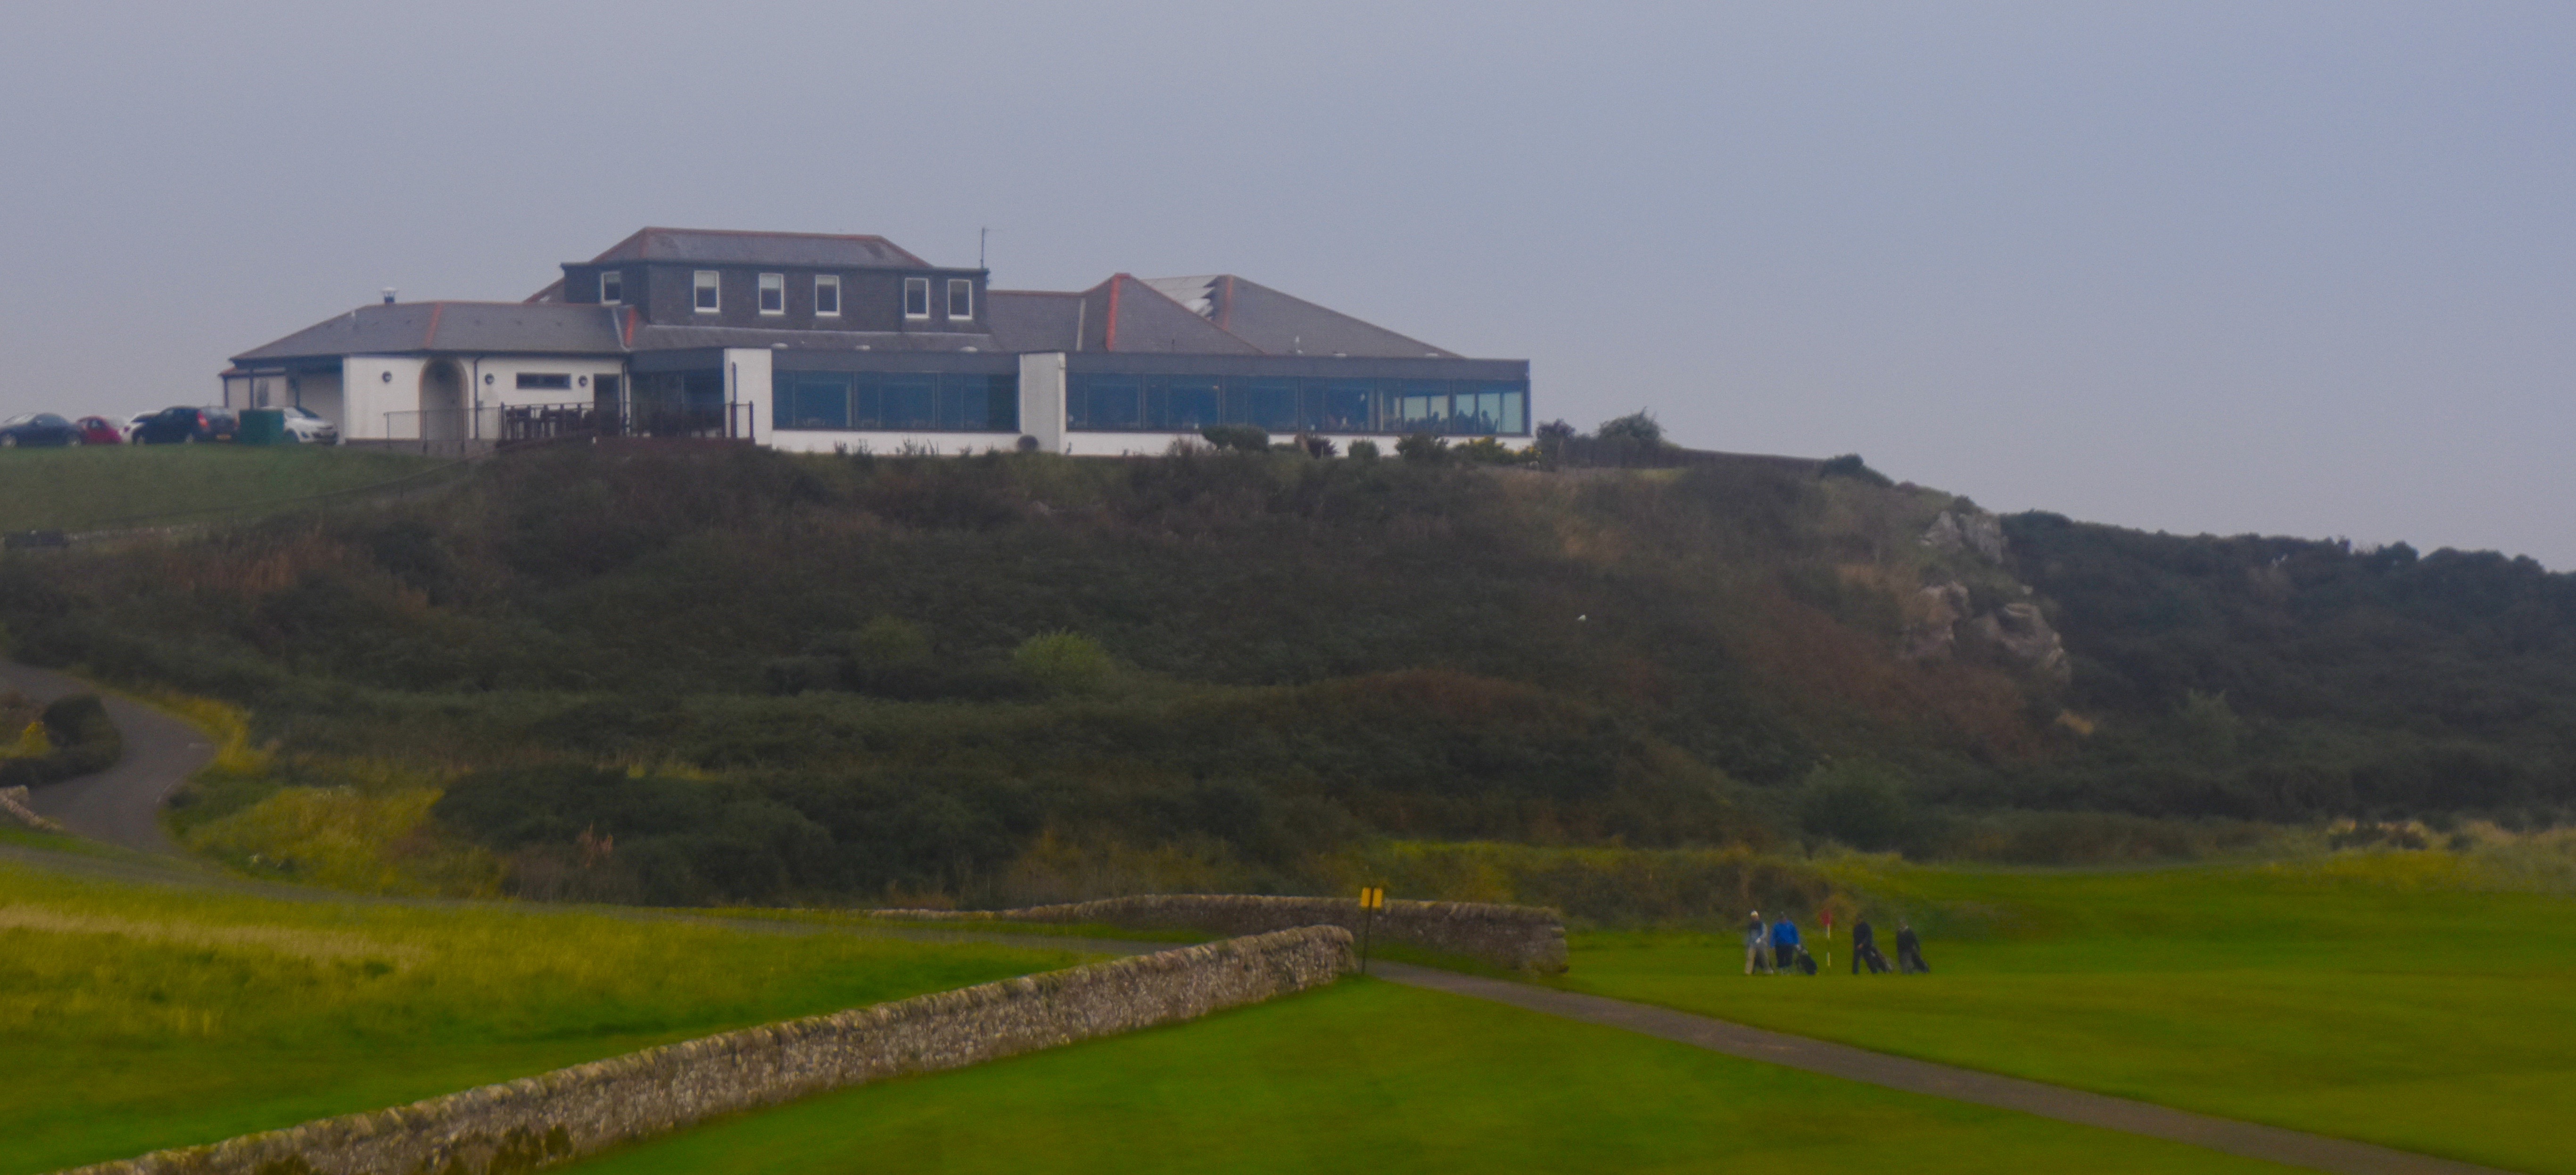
[0,857,1085,1175]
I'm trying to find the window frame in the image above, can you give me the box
[903,277,931,320]
[946,278,974,320]
[814,274,841,318]
[693,271,721,313]
[757,272,786,316]
[598,271,622,305]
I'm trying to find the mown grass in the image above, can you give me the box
[0,445,452,532]
[569,979,2294,1174]
[0,855,1093,1175]
[1561,848,2576,1174]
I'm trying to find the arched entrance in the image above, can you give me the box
[420,360,466,440]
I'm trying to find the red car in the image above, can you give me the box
[72,416,124,445]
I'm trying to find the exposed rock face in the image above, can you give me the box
[1922,510,2007,562]
[1904,583,2071,684]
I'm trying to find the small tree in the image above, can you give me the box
[1346,438,1381,461]
[1595,411,1664,447]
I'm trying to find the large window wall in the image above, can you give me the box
[773,371,1019,432]
[1065,374,1528,435]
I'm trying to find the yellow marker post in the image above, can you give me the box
[1358,886,1384,974]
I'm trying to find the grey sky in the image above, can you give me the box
[4,2,2570,563]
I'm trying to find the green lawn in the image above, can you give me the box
[0,445,452,532]
[1563,853,2576,1174]
[570,978,2295,1175]
[0,857,1091,1175]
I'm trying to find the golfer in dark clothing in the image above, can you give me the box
[1770,916,1801,972]
[1852,919,1891,974]
[1895,921,1930,974]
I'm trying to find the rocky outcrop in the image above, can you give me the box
[1921,509,2007,562]
[1904,583,2070,683]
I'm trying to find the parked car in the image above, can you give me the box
[129,406,238,444]
[0,413,83,447]
[122,412,153,441]
[280,405,341,445]
[72,416,125,445]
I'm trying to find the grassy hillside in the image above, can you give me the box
[3,444,2572,907]
[0,850,1085,1175]
[569,979,2293,1175]
[1564,837,2576,1174]
[0,445,453,533]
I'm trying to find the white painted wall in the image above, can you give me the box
[721,348,773,445]
[294,369,345,428]
[458,356,627,411]
[339,356,428,440]
[1018,352,1065,452]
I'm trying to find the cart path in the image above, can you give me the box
[0,660,211,855]
[1372,962,2515,1175]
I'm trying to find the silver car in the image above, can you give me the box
[281,406,341,445]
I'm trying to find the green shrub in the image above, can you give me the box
[0,693,120,787]
[1346,439,1380,461]
[1013,631,1115,696]
[1817,453,1894,487]
[1395,433,1449,464]
[1595,411,1664,447]
[1798,760,1911,851]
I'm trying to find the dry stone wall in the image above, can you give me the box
[57,926,1353,1175]
[882,893,1569,973]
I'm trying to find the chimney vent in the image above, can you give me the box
[381,288,397,305]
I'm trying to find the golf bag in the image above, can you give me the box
[1855,942,1892,974]
[1898,944,1930,974]
[1793,946,1819,975]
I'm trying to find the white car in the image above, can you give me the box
[281,406,340,445]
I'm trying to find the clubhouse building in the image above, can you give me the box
[223,228,1533,454]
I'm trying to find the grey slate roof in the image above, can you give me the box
[984,290,1085,352]
[231,303,627,363]
[1085,275,1262,355]
[627,325,1000,353]
[1140,275,1458,359]
[587,228,933,269]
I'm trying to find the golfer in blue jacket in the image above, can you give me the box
[1770,915,1801,972]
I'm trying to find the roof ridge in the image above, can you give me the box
[1122,274,1267,353]
[601,226,932,268]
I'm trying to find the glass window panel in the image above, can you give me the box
[882,373,938,428]
[904,278,930,317]
[985,376,1020,431]
[1071,374,1140,430]
[1396,380,1446,432]
[1313,380,1372,432]
[1146,375,1222,430]
[786,373,850,429]
[1235,378,1298,431]
[1501,388,1526,434]
[947,279,974,319]
[851,374,883,428]
[758,273,785,314]
[815,276,840,315]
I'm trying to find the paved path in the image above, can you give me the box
[1373,962,2516,1175]
[1,660,212,855]
[0,660,2521,1175]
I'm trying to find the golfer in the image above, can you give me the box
[1895,920,1931,974]
[1852,918,1891,974]
[1770,914,1802,973]
[1743,911,1772,975]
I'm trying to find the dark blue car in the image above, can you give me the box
[0,413,83,448]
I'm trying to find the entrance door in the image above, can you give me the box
[421,361,466,440]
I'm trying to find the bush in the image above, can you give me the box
[1013,631,1115,695]
[0,693,121,787]
[1798,759,1911,851]
[1453,437,1525,466]
[1395,433,1450,464]
[1200,424,1271,453]
[1818,454,1894,487]
[1346,438,1380,461]
[1595,411,1664,447]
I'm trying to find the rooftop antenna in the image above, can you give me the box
[978,227,991,271]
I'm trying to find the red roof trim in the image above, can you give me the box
[622,307,638,347]
[423,303,445,349]
[1104,274,1127,352]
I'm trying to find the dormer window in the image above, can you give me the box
[947,279,974,320]
[598,271,622,305]
[693,271,720,312]
[758,273,785,315]
[903,277,930,319]
[815,275,841,317]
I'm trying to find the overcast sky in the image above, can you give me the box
[3,2,2570,563]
